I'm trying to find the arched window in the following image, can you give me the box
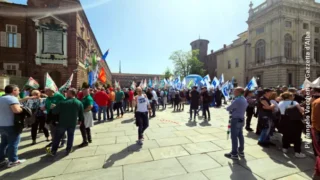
[255,39,266,63]
[302,35,306,60]
[284,34,292,59]
[315,39,319,62]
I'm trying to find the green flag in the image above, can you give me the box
[92,54,97,68]
[45,73,58,92]
[187,79,194,89]
[59,73,74,92]
[25,77,39,89]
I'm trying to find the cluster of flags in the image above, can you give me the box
[300,77,320,89]
[88,49,110,87]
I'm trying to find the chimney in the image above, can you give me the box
[224,44,227,49]
[211,50,214,54]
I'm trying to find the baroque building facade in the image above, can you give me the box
[192,0,320,88]
[0,0,112,88]
[112,73,162,88]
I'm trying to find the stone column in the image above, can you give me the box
[63,26,68,58]
[34,20,41,65]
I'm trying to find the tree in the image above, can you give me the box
[163,67,173,79]
[169,49,205,77]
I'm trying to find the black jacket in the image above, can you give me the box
[14,106,32,134]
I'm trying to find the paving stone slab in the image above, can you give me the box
[156,136,192,147]
[277,174,309,180]
[64,146,98,159]
[297,170,313,180]
[123,158,187,180]
[159,172,209,180]
[94,131,125,138]
[177,154,221,173]
[54,166,123,180]
[63,155,105,174]
[103,149,153,168]
[182,141,222,154]
[195,128,225,134]
[207,149,256,166]
[202,164,262,180]
[186,134,218,143]
[146,132,177,140]
[127,140,160,151]
[116,136,131,143]
[95,143,128,155]
[174,129,201,137]
[150,145,190,160]
[150,127,176,133]
[90,137,116,146]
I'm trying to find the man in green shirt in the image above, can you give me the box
[115,87,124,118]
[46,88,84,156]
[79,88,94,148]
[44,89,66,148]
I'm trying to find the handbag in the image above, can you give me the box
[25,109,36,125]
[284,101,303,121]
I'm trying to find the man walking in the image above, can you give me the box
[115,87,125,118]
[94,88,109,122]
[224,87,248,160]
[128,88,134,112]
[151,88,158,117]
[0,85,25,167]
[201,87,211,121]
[109,88,115,120]
[135,87,151,145]
[79,88,94,147]
[46,88,84,156]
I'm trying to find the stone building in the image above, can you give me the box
[112,73,162,88]
[196,0,320,88]
[0,0,111,88]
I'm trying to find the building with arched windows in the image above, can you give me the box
[207,0,320,88]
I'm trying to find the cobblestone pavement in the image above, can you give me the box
[0,104,315,180]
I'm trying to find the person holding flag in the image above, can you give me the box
[224,87,248,160]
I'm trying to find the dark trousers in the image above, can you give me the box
[116,102,124,117]
[51,126,75,153]
[80,123,91,143]
[190,109,197,119]
[174,102,179,111]
[282,121,303,153]
[31,116,49,141]
[246,107,254,128]
[136,112,149,139]
[151,100,156,116]
[109,102,114,119]
[203,103,210,119]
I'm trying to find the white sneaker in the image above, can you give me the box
[282,148,288,153]
[7,159,26,168]
[295,152,306,158]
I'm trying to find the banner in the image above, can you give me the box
[25,77,39,89]
[221,81,230,99]
[45,73,58,92]
[245,77,258,90]
[212,77,219,89]
[98,68,107,84]
[59,73,73,92]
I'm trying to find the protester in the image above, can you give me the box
[257,88,275,147]
[179,89,186,111]
[245,90,255,132]
[109,87,115,120]
[128,88,134,112]
[79,88,94,147]
[215,87,222,107]
[46,88,84,156]
[269,92,280,134]
[0,85,25,168]
[224,87,248,160]
[162,89,168,109]
[173,90,180,112]
[189,86,200,121]
[278,92,305,158]
[44,88,66,148]
[151,88,158,117]
[94,88,109,122]
[115,87,125,118]
[123,88,129,112]
[135,87,151,145]
[25,90,49,145]
[201,87,211,121]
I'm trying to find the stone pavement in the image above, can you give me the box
[0,105,315,180]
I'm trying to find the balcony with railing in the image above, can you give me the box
[248,57,320,69]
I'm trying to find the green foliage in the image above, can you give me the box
[169,49,205,77]
[163,67,173,79]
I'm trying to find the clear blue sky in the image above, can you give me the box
[9,0,315,74]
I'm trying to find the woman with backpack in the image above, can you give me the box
[278,92,306,158]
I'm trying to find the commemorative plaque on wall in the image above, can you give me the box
[43,29,63,54]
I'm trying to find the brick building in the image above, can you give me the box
[0,0,111,88]
[112,73,162,88]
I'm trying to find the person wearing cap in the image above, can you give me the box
[44,88,66,148]
[224,87,248,160]
[189,86,200,121]
[257,88,275,147]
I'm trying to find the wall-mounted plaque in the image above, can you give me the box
[42,29,63,54]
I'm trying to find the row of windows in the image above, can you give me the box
[256,23,320,35]
[227,59,239,69]
[255,34,320,62]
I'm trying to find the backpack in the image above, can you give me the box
[91,101,99,113]
[284,101,303,121]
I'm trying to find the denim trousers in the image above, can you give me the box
[258,116,272,143]
[230,118,245,155]
[109,102,114,118]
[51,126,75,153]
[0,126,20,162]
[98,106,107,120]
[136,112,149,139]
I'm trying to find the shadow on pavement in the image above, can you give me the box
[121,118,135,124]
[103,144,141,169]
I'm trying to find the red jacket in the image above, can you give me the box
[94,91,109,106]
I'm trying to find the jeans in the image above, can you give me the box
[136,112,149,139]
[230,118,245,155]
[51,126,75,153]
[190,109,197,120]
[92,112,97,120]
[245,107,254,129]
[258,116,272,143]
[0,126,20,162]
[31,116,49,141]
[109,102,114,119]
[98,106,107,121]
[123,100,128,111]
[151,100,156,116]
[116,102,124,117]
[203,103,210,119]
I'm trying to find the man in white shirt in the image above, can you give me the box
[135,87,151,145]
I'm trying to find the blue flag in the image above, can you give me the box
[246,77,258,90]
[221,81,230,99]
[101,49,109,62]
[212,77,219,89]
[88,71,94,87]
[219,74,224,85]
